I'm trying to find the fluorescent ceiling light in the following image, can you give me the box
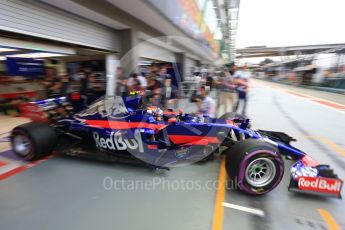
[7,52,66,58]
[0,47,18,52]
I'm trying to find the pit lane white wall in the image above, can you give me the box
[0,0,120,51]
[137,40,176,63]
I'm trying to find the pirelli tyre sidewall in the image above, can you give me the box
[11,122,57,161]
[226,139,284,195]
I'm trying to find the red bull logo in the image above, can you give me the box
[298,176,342,195]
[93,130,144,153]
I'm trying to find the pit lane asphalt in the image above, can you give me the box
[221,79,345,230]
[0,80,344,230]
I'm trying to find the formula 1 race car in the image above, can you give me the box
[10,94,343,197]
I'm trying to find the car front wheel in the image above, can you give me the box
[225,139,284,195]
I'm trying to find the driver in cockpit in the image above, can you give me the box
[145,105,164,121]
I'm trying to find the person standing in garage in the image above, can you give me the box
[127,73,147,93]
[115,67,127,96]
[233,64,250,116]
[59,73,72,95]
[76,66,88,94]
[195,86,215,117]
[41,67,62,97]
[217,65,237,116]
[155,66,172,107]
[163,75,178,109]
[156,66,169,85]
[147,73,163,106]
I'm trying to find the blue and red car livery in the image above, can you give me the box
[10,94,343,197]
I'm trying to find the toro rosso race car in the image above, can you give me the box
[10,93,343,197]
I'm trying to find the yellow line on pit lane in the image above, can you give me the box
[211,157,226,230]
[306,136,345,157]
[318,209,340,230]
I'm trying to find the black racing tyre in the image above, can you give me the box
[11,122,57,161]
[225,139,284,195]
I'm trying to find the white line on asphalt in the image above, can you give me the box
[222,202,265,217]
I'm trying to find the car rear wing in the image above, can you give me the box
[18,96,69,122]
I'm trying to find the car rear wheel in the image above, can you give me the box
[11,122,57,161]
[225,139,284,195]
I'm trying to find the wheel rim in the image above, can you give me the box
[13,134,31,156]
[245,157,276,187]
